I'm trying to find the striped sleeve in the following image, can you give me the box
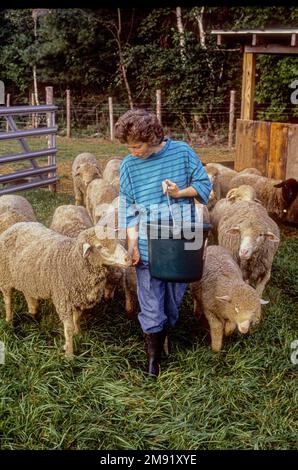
[119,160,140,228]
[188,149,212,204]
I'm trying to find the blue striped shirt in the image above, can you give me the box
[119,138,212,262]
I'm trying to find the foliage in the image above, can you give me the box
[0,7,298,122]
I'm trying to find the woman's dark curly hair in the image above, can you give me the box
[114,108,164,145]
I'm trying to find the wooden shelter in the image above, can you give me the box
[211,29,298,180]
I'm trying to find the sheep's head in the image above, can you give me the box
[226,221,279,260]
[75,163,101,186]
[226,185,257,203]
[215,285,268,334]
[274,178,298,209]
[77,227,131,268]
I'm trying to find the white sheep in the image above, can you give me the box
[210,184,259,239]
[86,178,118,224]
[102,158,121,183]
[217,200,280,296]
[50,202,126,305]
[228,174,298,221]
[0,222,131,357]
[72,152,101,206]
[191,245,268,352]
[206,164,262,197]
[50,205,93,238]
[0,195,37,234]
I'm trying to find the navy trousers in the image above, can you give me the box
[135,261,188,334]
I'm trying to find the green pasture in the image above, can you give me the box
[0,140,297,450]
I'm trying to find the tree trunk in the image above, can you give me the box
[117,8,134,109]
[194,6,206,49]
[176,7,186,65]
[32,10,40,106]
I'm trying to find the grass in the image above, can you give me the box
[0,144,297,450]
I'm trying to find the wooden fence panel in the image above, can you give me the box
[253,120,270,175]
[286,124,298,179]
[235,119,298,180]
[235,119,254,171]
[268,122,289,180]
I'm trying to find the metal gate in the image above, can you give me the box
[0,105,58,195]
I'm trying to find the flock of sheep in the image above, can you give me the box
[0,151,297,358]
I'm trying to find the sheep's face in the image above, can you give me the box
[78,227,131,268]
[216,286,263,335]
[75,163,101,186]
[104,267,124,300]
[226,222,279,260]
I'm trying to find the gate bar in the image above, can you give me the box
[0,127,57,140]
[0,148,57,164]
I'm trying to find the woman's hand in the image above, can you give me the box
[164,179,180,198]
[128,245,140,266]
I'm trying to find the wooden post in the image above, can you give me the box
[108,96,114,141]
[31,93,37,128]
[95,107,99,133]
[240,52,256,120]
[66,89,71,138]
[46,86,56,192]
[6,94,10,132]
[156,89,162,124]
[228,90,236,148]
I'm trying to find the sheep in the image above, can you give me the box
[228,174,298,220]
[86,178,118,224]
[102,158,121,183]
[93,198,139,317]
[0,195,37,234]
[210,185,258,239]
[206,164,262,197]
[72,152,101,206]
[205,163,237,197]
[0,222,131,357]
[110,176,120,193]
[205,166,221,210]
[50,204,93,238]
[50,202,125,305]
[191,245,268,352]
[50,205,93,238]
[217,200,280,296]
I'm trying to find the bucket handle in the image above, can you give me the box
[164,181,202,229]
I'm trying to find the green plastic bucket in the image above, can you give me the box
[146,221,211,282]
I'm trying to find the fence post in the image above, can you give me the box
[228,89,236,148]
[6,94,10,132]
[31,93,38,128]
[156,89,162,124]
[108,96,114,141]
[46,86,56,192]
[66,89,71,138]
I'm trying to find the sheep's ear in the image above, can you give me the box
[226,226,240,235]
[260,299,269,305]
[216,295,231,303]
[82,243,92,258]
[265,231,280,242]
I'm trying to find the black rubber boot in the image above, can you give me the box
[144,329,167,378]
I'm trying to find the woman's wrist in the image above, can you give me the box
[171,186,198,198]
